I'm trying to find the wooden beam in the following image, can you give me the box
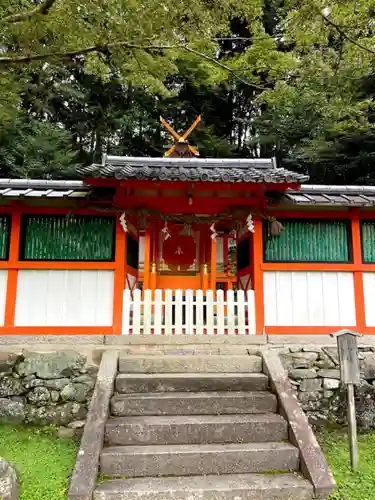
[181,115,201,140]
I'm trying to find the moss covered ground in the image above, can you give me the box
[0,425,78,500]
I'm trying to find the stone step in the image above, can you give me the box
[118,355,262,374]
[100,442,299,477]
[111,391,277,416]
[94,473,313,500]
[115,373,269,394]
[105,414,287,446]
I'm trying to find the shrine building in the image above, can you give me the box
[1,119,375,336]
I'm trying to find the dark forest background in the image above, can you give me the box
[2,1,375,184]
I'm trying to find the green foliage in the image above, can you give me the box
[319,428,375,500]
[1,1,375,182]
[0,424,78,500]
[0,115,79,178]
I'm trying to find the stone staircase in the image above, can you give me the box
[93,352,315,500]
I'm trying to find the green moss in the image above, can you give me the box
[318,428,375,500]
[0,425,78,500]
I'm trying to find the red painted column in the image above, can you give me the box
[251,217,265,335]
[351,213,366,331]
[143,226,152,291]
[113,219,127,335]
[4,210,21,328]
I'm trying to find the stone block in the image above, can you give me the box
[299,379,322,392]
[0,377,25,397]
[0,353,20,374]
[289,369,317,380]
[298,392,322,403]
[106,414,288,446]
[322,347,339,365]
[111,391,277,417]
[17,351,86,379]
[26,387,51,406]
[61,383,92,403]
[0,399,25,424]
[27,402,87,425]
[24,377,70,390]
[289,347,302,353]
[0,458,19,500]
[318,369,341,380]
[115,373,269,394]
[323,378,340,390]
[281,353,318,370]
[302,346,322,353]
[119,355,262,374]
[100,442,299,478]
[360,352,375,379]
[94,473,313,500]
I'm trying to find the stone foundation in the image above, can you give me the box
[0,350,98,430]
[281,346,375,429]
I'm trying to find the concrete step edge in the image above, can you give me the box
[94,473,313,498]
[115,373,269,380]
[106,413,286,426]
[111,390,275,400]
[101,441,298,454]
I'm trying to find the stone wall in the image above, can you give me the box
[0,350,98,432]
[281,346,375,429]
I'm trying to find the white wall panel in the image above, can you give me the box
[15,270,114,326]
[264,271,355,326]
[363,272,375,326]
[0,270,8,326]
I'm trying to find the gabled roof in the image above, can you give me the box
[79,156,309,184]
[0,179,90,199]
[283,185,375,207]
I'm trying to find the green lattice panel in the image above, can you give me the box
[0,216,10,260]
[264,219,351,262]
[21,215,115,261]
[361,221,375,263]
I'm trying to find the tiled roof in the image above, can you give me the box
[282,185,375,207]
[79,156,309,184]
[0,179,90,199]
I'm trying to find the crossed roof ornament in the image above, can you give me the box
[160,115,201,157]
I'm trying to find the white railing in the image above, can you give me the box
[122,288,256,335]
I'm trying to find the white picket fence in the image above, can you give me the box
[122,288,256,335]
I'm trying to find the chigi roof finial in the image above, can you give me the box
[160,115,201,157]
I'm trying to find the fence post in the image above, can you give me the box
[206,289,214,335]
[175,289,183,335]
[237,290,245,335]
[143,289,152,335]
[132,289,142,335]
[196,289,204,335]
[217,289,225,335]
[122,289,132,335]
[227,289,235,334]
[185,289,194,335]
[154,289,162,335]
[165,289,173,335]
[247,290,256,335]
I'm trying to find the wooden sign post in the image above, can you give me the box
[331,329,361,471]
